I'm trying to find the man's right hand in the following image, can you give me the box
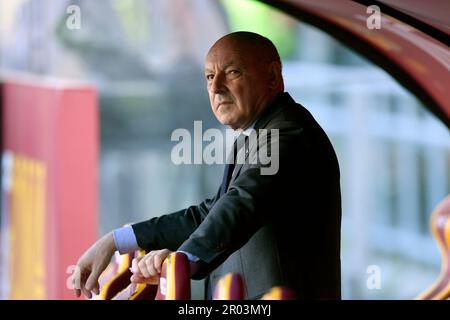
[72,232,117,299]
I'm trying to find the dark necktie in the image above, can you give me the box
[219,134,247,197]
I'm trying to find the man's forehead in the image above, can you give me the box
[204,49,250,69]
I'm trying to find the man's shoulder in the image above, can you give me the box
[260,94,334,148]
[260,94,311,130]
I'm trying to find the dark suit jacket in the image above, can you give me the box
[132,92,342,299]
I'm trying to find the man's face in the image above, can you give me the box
[204,41,272,130]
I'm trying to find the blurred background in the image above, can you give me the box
[0,0,449,299]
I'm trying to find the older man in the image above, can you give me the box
[74,31,341,300]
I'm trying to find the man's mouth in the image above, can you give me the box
[218,101,232,108]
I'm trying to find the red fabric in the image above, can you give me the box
[2,78,98,299]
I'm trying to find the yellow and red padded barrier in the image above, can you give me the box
[416,195,450,300]
[96,251,133,300]
[155,252,191,300]
[213,273,244,300]
[127,282,158,300]
[261,286,296,300]
[113,279,158,300]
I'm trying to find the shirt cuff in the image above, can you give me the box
[177,250,200,262]
[112,226,140,254]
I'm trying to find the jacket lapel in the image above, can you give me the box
[226,92,293,190]
[229,140,250,186]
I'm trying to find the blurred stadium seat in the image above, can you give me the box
[260,286,297,300]
[416,195,450,300]
[212,273,244,300]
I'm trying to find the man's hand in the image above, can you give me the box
[72,232,117,299]
[130,249,172,284]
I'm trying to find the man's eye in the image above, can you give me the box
[206,74,214,81]
[227,70,240,77]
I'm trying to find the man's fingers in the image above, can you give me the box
[154,256,161,273]
[131,257,142,274]
[130,274,146,283]
[132,249,172,284]
[72,266,82,289]
[131,258,137,273]
[92,283,100,295]
[154,249,170,273]
[85,269,100,292]
[138,257,151,278]
[81,287,92,299]
[145,255,159,277]
[131,274,159,285]
[72,266,88,298]
[72,267,99,298]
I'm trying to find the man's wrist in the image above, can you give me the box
[103,232,117,253]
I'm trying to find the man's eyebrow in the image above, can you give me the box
[223,62,238,69]
[204,62,240,73]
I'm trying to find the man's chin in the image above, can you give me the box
[213,112,241,129]
[216,116,231,127]
[218,119,238,130]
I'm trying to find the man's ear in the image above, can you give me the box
[268,61,282,89]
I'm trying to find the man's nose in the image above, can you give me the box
[210,74,226,93]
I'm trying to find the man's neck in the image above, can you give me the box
[233,91,284,133]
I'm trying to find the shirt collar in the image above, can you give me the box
[233,119,257,138]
